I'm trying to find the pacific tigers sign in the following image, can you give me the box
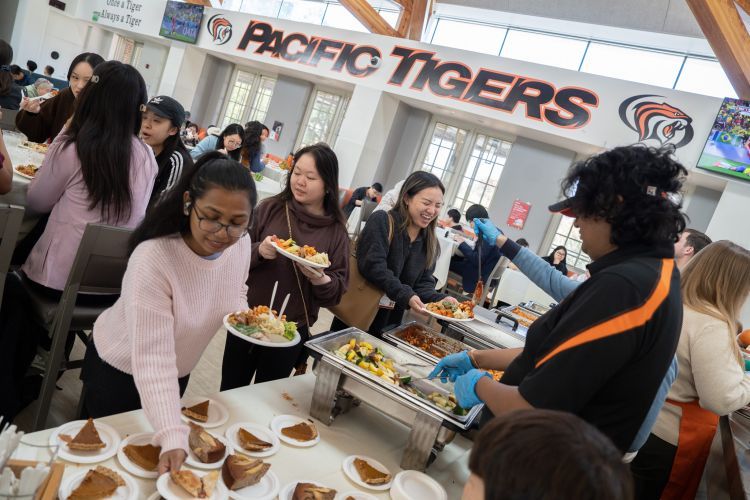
[618,94,695,149]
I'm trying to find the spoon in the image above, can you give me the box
[278,293,290,319]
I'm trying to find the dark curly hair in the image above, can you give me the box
[242,120,269,162]
[562,144,687,247]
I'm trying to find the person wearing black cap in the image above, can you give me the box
[429,144,686,454]
[140,95,194,208]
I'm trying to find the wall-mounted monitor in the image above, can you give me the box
[696,97,750,182]
[159,1,204,44]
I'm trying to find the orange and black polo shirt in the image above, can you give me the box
[501,243,682,452]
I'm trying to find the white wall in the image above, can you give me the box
[373,103,431,192]
[684,185,722,233]
[189,54,233,128]
[263,75,314,158]
[133,41,167,96]
[39,10,89,80]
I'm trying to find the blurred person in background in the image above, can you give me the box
[0,41,22,110]
[191,123,244,161]
[439,208,463,231]
[542,245,568,275]
[673,228,711,269]
[43,65,54,77]
[23,78,53,99]
[26,60,37,74]
[241,120,269,173]
[342,182,382,218]
[449,204,503,295]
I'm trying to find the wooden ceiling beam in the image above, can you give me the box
[686,0,750,99]
[404,0,431,40]
[735,0,750,16]
[339,0,401,38]
[397,5,413,38]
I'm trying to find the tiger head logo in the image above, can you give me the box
[619,95,694,149]
[207,15,232,45]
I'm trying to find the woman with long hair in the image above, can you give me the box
[81,152,256,475]
[221,143,350,388]
[241,120,269,173]
[331,171,452,336]
[16,51,104,142]
[190,123,244,161]
[542,245,568,275]
[0,61,157,422]
[631,241,750,499]
[0,40,21,110]
[140,95,194,208]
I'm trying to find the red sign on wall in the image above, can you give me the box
[507,200,531,229]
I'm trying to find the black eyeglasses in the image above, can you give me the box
[192,204,248,239]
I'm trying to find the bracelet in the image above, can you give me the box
[468,350,479,369]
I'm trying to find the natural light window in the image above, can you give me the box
[221,71,277,129]
[501,30,587,70]
[322,5,368,32]
[298,90,348,147]
[420,122,469,186]
[453,135,511,213]
[675,58,737,99]
[550,216,590,270]
[430,19,506,56]
[580,43,684,88]
[278,0,327,25]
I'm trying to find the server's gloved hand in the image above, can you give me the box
[454,369,491,409]
[473,218,503,243]
[428,351,473,383]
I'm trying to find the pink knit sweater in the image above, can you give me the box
[92,235,251,453]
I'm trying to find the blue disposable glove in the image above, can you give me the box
[428,351,474,383]
[454,369,491,409]
[473,218,502,244]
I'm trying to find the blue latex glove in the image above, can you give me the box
[473,218,503,243]
[454,369,492,409]
[428,351,474,383]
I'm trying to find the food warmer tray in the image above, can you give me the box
[439,306,526,349]
[382,321,473,365]
[305,328,484,471]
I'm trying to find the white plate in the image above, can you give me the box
[390,470,447,500]
[278,480,335,500]
[223,313,302,349]
[146,492,161,500]
[273,243,330,269]
[424,309,475,323]
[185,434,233,469]
[117,432,160,479]
[157,471,228,500]
[13,166,37,180]
[18,141,47,153]
[49,420,121,464]
[59,468,138,500]
[270,415,320,447]
[335,492,378,500]
[180,397,230,428]
[224,468,280,500]
[225,423,280,458]
[341,455,392,491]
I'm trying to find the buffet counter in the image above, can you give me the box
[13,374,472,498]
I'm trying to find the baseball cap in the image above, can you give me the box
[548,180,578,217]
[146,95,185,127]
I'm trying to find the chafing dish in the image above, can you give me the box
[306,328,483,470]
[441,306,527,349]
[383,321,473,364]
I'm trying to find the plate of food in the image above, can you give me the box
[14,164,38,179]
[19,140,48,154]
[49,418,121,464]
[271,236,331,269]
[185,422,233,470]
[117,432,161,479]
[59,466,137,500]
[270,415,320,447]
[222,454,279,500]
[335,492,378,500]
[180,397,230,428]
[224,306,301,348]
[225,422,280,458]
[341,455,393,491]
[425,299,475,322]
[278,481,337,500]
[157,470,226,500]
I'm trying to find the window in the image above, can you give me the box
[419,122,469,186]
[453,134,511,213]
[501,30,587,70]
[298,89,349,148]
[237,0,282,17]
[378,9,399,28]
[549,216,590,270]
[278,0,327,25]
[247,75,276,123]
[322,4,368,32]
[579,43,684,88]
[220,70,277,129]
[676,58,737,99]
[430,19,506,55]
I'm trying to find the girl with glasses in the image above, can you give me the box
[190,123,244,161]
[79,151,257,475]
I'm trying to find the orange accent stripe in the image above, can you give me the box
[535,258,674,368]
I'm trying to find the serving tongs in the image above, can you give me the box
[472,233,484,305]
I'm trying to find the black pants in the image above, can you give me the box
[80,341,189,419]
[220,326,310,391]
[630,433,678,500]
[330,307,404,338]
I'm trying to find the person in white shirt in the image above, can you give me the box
[373,179,404,212]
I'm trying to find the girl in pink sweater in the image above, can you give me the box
[80,151,257,474]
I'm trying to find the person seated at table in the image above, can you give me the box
[331,171,455,336]
[0,41,22,111]
[0,116,14,194]
[183,122,200,148]
[438,208,463,231]
[430,144,686,454]
[240,120,269,173]
[542,245,568,275]
[673,227,711,269]
[374,179,404,213]
[140,95,194,209]
[8,65,30,87]
[80,152,256,475]
[0,61,157,422]
[630,241,750,499]
[16,52,104,143]
[22,78,53,99]
[449,204,503,295]
[221,143,350,388]
[463,409,633,500]
[190,123,244,161]
[43,65,54,78]
[342,182,382,218]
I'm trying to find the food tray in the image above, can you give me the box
[5,459,64,500]
[305,329,483,426]
[383,321,472,364]
[520,301,553,315]
[499,304,541,329]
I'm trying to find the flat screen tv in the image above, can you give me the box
[159,1,204,44]
[696,97,750,182]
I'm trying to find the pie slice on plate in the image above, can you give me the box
[60,418,106,451]
[171,470,219,498]
[182,400,210,422]
[188,422,226,463]
[237,428,272,451]
[281,421,318,442]
[221,454,271,490]
[123,442,161,471]
[353,458,391,485]
[68,466,125,499]
[292,482,337,500]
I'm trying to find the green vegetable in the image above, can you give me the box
[283,321,297,340]
[233,323,261,336]
[453,405,468,416]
